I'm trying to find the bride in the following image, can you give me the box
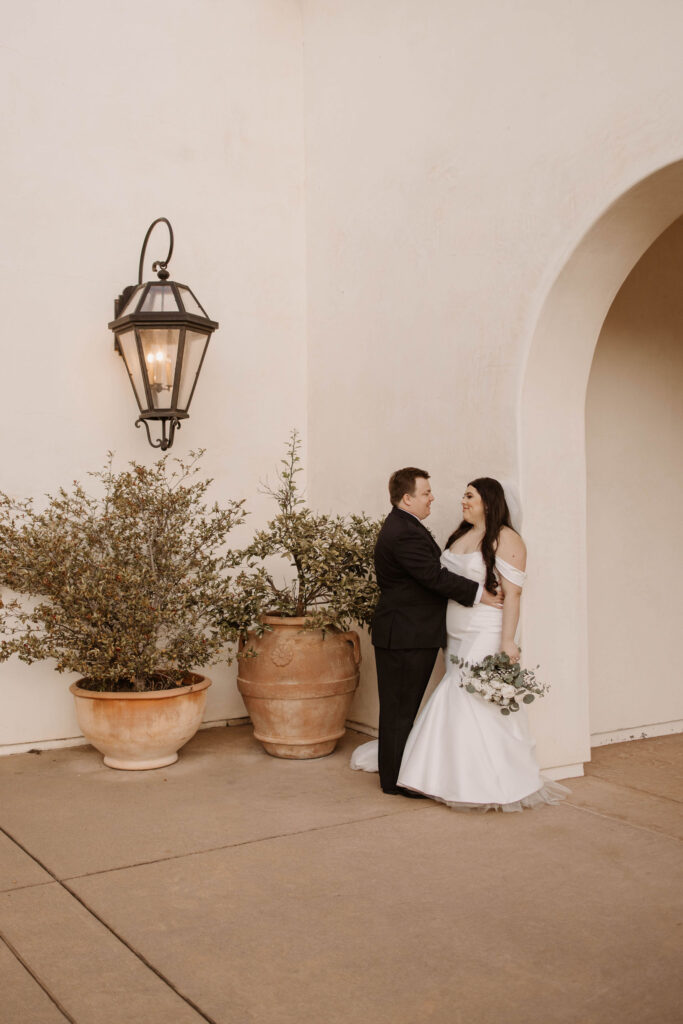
[351,477,569,811]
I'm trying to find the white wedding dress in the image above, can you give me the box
[351,549,570,812]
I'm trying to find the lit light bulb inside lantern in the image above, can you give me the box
[146,351,156,386]
[156,348,172,389]
[146,349,166,388]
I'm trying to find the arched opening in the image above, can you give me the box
[520,160,683,777]
[586,215,683,745]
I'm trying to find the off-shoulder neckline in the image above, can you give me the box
[444,549,525,572]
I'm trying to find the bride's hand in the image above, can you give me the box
[500,640,520,664]
[480,586,504,609]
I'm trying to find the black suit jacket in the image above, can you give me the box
[371,506,479,650]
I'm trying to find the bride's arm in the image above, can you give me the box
[500,577,523,662]
[496,528,527,663]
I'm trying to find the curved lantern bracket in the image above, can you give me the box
[138,217,174,283]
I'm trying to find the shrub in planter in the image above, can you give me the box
[234,432,382,758]
[0,452,250,768]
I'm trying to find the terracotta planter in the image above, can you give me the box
[237,616,361,759]
[69,673,211,770]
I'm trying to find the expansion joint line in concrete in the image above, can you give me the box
[0,930,75,1023]
[0,824,220,1024]
[56,807,423,884]
[588,776,683,806]
[564,799,683,843]
[0,877,54,895]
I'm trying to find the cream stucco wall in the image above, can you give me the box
[302,1,683,774]
[586,216,683,743]
[1,0,307,752]
[3,1,683,770]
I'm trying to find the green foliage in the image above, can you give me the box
[238,431,382,632]
[0,452,251,691]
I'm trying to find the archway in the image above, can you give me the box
[520,160,683,778]
[586,215,683,745]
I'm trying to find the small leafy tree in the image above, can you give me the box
[0,452,251,691]
[238,431,381,632]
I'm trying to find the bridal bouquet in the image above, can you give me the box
[450,652,550,716]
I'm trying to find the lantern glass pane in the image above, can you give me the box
[119,285,145,316]
[139,284,180,313]
[177,286,208,317]
[139,328,180,410]
[117,328,147,411]
[177,330,210,411]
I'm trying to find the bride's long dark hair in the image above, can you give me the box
[445,477,515,594]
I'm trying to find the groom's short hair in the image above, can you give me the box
[389,467,430,506]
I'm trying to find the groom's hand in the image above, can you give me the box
[480,587,504,609]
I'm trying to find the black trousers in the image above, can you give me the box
[374,646,439,793]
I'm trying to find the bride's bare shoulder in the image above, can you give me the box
[495,526,527,568]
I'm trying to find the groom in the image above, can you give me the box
[371,467,501,795]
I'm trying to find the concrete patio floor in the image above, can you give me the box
[0,728,681,1024]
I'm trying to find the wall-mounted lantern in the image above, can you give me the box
[108,218,219,450]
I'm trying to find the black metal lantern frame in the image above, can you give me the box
[109,218,219,450]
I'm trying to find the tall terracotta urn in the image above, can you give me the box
[237,616,361,759]
[69,673,211,770]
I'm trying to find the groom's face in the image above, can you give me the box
[406,477,434,520]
